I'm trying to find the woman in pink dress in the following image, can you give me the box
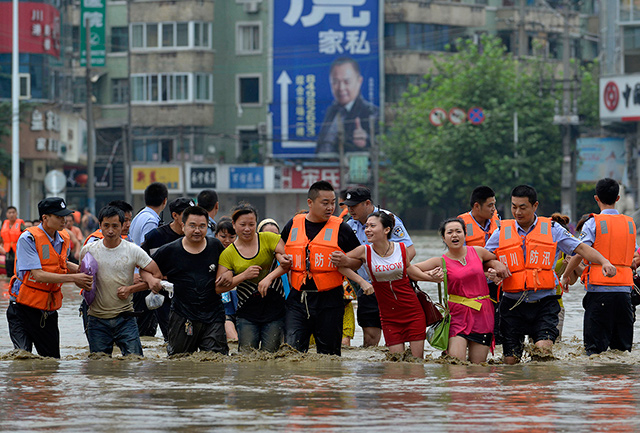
[339,211,442,358]
[410,217,505,363]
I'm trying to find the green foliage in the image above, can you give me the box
[0,101,27,178]
[383,35,568,222]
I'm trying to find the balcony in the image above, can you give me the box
[385,0,486,28]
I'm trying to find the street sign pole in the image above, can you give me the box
[85,17,95,215]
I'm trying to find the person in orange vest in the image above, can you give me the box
[561,178,637,355]
[484,185,616,365]
[6,197,93,358]
[458,186,501,342]
[281,180,360,355]
[0,206,26,278]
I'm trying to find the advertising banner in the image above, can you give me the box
[280,166,341,190]
[229,167,265,190]
[131,166,181,193]
[0,2,61,58]
[272,0,381,158]
[576,137,626,183]
[80,0,106,66]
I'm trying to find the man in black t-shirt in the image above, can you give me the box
[152,205,228,356]
[135,197,195,341]
[281,181,360,356]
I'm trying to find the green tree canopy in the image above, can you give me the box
[383,36,579,225]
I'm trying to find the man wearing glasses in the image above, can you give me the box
[152,205,231,355]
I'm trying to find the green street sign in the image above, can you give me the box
[80,0,106,67]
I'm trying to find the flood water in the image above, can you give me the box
[2,235,640,431]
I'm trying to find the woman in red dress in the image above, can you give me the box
[339,211,442,358]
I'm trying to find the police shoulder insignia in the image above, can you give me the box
[393,226,405,238]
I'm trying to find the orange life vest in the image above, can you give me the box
[339,207,349,221]
[13,227,70,311]
[587,213,636,287]
[284,214,344,292]
[83,229,104,246]
[1,218,24,254]
[495,217,557,293]
[457,212,500,247]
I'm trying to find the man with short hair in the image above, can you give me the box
[152,205,229,356]
[485,185,617,364]
[333,186,415,347]
[81,205,162,356]
[316,57,379,154]
[1,206,26,278]
[281,180,360,355]
[129,182,169,246]
[561,178,637,355]
[6,197,93,358]
[84,200,134,245]
[197,189,219,236]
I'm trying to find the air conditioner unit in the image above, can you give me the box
[244,1,259,13]
[19,73,31,100]
[258,122,267,135]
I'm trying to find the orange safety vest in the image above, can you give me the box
[83,229,104,246]
[587,213,636,286]
[284,214,344,292]
[1,218,24,254]
[13,227,70,311]
[458,212,500,247]
[495,218,557,293]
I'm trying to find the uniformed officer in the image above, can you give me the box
[485,185,616,364]
[6,197,93,358]
[333,186,415,347]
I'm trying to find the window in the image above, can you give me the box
[110,26,128,53]
[238,129,260,163]
[195,73,212,101]
[130,21,211,50]
[133,138,175,162]
[238,76,260,105]
[131,24,144,48]
[112,78,129,104]
[237,23,261,54]
[384,22,463,52]
[131,73,212,104]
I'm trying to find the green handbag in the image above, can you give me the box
[427,257,451,351]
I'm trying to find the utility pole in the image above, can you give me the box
[518,0,527,57]
[558,0,577,221]
[11,0,19,211]
[85,17,96,215]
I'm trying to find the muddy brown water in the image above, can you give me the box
[2,235,640,431]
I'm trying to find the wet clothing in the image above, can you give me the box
[365,242,426,346]
[141,224,182,256]
[579,209,636,354]
[87,314,143,356]
[153,237,226,324]
[444,247,494,344]
[236,317,284,353]
[583,292,634,355]
[499,295,561,359]
[281,217,360,355]
[347,207,412,330]
[167,310,228,356]
[6,301,60,358]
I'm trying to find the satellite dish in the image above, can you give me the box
[44,169,67,194]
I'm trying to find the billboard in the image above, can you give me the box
[131,166,182,193]
[600,75,640,122]
[0,2,61,58]
[271,0,381,158]
[80,0,106,66]
[576,137,626,183]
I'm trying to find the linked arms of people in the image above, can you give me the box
[257,240,292,297]
[560,243,617,292]
[336,245,372,294]
[31,268,93,291]
[118,261,163,299]
[406,257,444,283]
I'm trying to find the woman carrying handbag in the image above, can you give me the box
[410,217,508,363]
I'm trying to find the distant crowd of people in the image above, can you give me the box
[2,177,636,364]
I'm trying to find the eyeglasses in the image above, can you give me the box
[187,223,208,231]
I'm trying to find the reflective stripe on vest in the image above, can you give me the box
[588,213,636,287]
[496,218,557,293]
[1,219,24,254]
[457,212,500,247]
[284,214,344,292]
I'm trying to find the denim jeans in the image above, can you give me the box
[87,314,143,356]
[236,317,284,352]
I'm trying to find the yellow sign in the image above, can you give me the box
[131,166,181,193]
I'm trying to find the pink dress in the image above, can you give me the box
[365,242,426,346]
[444,247,494,340]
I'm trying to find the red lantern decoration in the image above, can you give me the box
[75,173,89,185]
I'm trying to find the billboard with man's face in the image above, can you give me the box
[271,0,381,158]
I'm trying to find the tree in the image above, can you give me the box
[383,36,568,226]
[0,101,28,179]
